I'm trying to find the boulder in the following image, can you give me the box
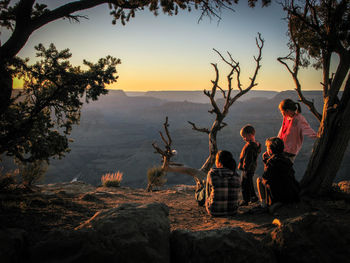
[170,227,276,263]
[29,202,170,263]
[264,212,350,263]
[0,228,28,263]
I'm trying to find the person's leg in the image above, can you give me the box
[256,177,266,202]
[241,171,250,203]
[248,172,258,201]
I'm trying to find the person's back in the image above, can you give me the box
[263,153,299,204]
[206,167,240,216]
[205,150,240,217]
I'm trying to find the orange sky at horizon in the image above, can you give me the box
[7,2,328,93]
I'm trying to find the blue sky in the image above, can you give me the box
[5,1,324,92]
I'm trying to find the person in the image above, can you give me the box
[277,98,317,162]
[205,150,240,217]
[257,137,300,213]
[238,124,261,206]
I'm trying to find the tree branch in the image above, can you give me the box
[188,121,210,134]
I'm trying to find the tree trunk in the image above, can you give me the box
[0,66,13,115]
[301,98,350,196]
[200,121,220,173]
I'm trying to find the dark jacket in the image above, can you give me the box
[238,141,261,173]
[262,153,300,204]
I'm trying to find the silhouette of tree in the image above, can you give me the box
[0,0,270,114]
[0,0,270,164]
[0,43,119,162]
[279,0,350,196]
[152,34,264,186]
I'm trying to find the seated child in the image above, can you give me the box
[257,137,300,211]
[205,150,241,217]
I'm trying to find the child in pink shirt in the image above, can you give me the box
[277,99,317,162]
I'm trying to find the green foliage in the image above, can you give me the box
[0,43,120,163]
[286,0,350,69]
[18,160,47,186]
[147,166,167,191]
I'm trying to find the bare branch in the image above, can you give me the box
[278,23,322,122]
[188,121,210,134]
[227,32,264,108]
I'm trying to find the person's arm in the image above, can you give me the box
[277,117,286,138]
[237,145,247,171]
[205,171,212,201]
[299,114,317,138]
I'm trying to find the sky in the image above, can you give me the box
[5,1,324,92]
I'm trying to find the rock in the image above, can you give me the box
[40,181,96,196]
[264,212,350,263]
[0,228,28,263]
[170,227,276,263]
[79,193,102,202]
[29,202,170,263]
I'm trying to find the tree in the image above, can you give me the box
[0,43,119,162]
[278,0,350,196]
[152,34,264,186]
[0,0,266,115]
[0,0,240,163]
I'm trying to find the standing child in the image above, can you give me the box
[278,98,317,162]
[238,124,261,206]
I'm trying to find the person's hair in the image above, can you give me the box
[240,124,255,137]
[265,137,284,154]
[279,98,301,113]
[216,150,236,171]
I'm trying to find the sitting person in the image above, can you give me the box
[205,150,241,217]
[257,137,300,212]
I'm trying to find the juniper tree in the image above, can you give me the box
[279,0,350,195]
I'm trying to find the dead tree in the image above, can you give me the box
[152,33,264,187]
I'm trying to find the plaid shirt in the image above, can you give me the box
[205,168,240,217]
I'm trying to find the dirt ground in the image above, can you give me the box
[1,182,350,242]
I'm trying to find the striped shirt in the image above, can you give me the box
[205,168,240,217]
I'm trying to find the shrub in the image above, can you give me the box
[18,160,47,186]
[101,171,123,187]
[146,166,167,191]
[0,168,18,191]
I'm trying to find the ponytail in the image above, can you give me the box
[279,99,300,113]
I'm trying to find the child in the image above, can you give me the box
[238,124,261,206]
[278,98,317,162]
[205,150,240,217]
[257,137,300,213]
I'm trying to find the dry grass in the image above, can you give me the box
[101,171,123,187]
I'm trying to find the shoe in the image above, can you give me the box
[260,202,267,209]
[239,200,249,206]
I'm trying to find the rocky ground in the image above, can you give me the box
[1,181,350,262]
[1,181,350,238]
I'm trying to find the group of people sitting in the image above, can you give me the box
[197,98,317,216]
